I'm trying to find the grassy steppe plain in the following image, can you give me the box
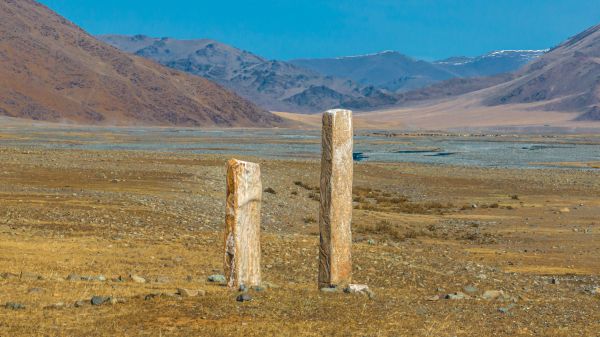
[0,126,599,336]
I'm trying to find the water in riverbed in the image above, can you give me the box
[2,127,600,169]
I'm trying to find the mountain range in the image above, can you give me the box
[324,23,600,128]
[99,35,544,113]
[482,24,600,117]
[0,0,279,126]
[98,35,386,113]
[290,49,545,92]
[2,0,599,128]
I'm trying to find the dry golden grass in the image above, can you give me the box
[0,130,600,336]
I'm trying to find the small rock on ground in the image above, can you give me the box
[445,292,469,300]
[91,296,111,306]
[262,282,279,289]
[66,274,81,281]
[80,275,106,282]
[482,290,505,300]
[236,294,252,302]
[0,272,18,280]
[130,274,146,283]
[177,288,206,297]
[44,302,66,310]
[499,304,516,314]
[153,276,170,284]
[344,284,375,299]
[5,302,25,310]
[208,274,226,283]
[20,272,42,281]
[463,285,478,293]
[320,287,339,293]
[74,300,88,307]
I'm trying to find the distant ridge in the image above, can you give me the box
[334,50,396,59]
[101,34,544,114]
[319,23,600,130]
[434,50,547,77]
[340,34,600,114]
[480,23,600,119]
[0,0,279,126]
[291,51,457,92]
[290,50,544,92]
[98,34,397,113]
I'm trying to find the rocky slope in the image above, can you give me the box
[102,35,542,114]
[99,23,600,121]
[291,51,456,92]
[434,50,547,78]
[393,74,515,105]
[99,35,395,113]
[482,24,600,119]
[290,50,543,92]
[0,0,279,126]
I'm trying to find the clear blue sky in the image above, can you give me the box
[39,0,600,61]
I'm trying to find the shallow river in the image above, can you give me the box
[2,127,600,169]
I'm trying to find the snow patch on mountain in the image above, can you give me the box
[435,50,548,66]
[334,50,397,60]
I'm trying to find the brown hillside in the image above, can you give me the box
[483,24,600,117]
[0,0,280,126]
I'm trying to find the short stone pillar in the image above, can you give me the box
[224,159,262,288]
[318,109,353,288]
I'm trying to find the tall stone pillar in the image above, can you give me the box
[224,159,262,288]
[319,109,353,288]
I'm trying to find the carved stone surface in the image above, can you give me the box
[319,109,353,288]
[224,159,262,288]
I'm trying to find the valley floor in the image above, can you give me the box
[0,128,599,336]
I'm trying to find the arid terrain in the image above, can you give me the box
[0,0,598,335]
[276,105,600,130]
[0,122,599,336]
[0,0,278,127]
